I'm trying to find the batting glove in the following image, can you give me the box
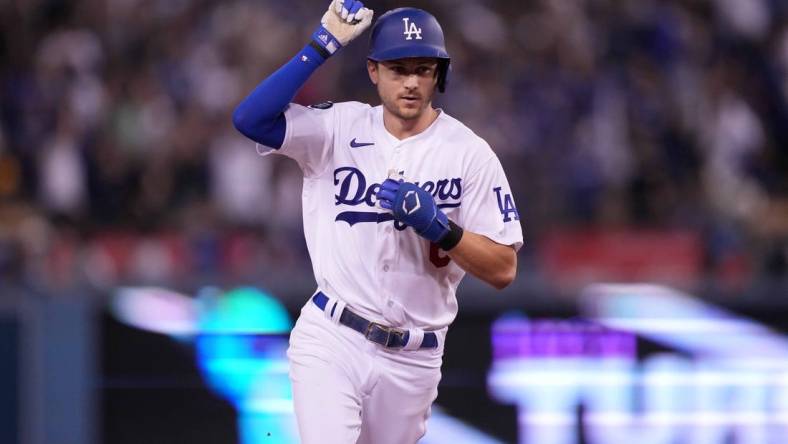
[377,179,452,243]
[311,0,373,58]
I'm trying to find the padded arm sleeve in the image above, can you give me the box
[232,44,327,148]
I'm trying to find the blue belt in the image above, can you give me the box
[312,292,438,349]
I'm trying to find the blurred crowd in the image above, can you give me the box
[0,0,787,293]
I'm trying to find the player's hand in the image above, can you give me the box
[377,179,451,243]
[315,0,373,50]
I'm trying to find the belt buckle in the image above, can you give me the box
[365,322,405,348]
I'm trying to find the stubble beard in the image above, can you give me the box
[382,95,429,122]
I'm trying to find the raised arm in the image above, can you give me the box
[232,0,373,147]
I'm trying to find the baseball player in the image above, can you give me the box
[233,1,523,442]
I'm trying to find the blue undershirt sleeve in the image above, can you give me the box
[232,44,327,149]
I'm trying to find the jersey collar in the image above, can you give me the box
[376,106,445,147]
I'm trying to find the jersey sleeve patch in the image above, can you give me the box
[493,186,521,222]
[308,101,334,110]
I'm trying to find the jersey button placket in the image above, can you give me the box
[378,163,398,314]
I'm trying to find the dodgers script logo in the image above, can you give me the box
[334,167,461,228]
[402,17,423,40]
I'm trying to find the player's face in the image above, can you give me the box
[368,58,439,121]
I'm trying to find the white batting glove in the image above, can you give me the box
[320,0,373,46]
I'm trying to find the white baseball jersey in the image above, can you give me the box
[259,101,523,331]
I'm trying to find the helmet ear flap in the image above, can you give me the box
[437,59,450,93]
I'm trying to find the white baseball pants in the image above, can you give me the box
[287,299,445,444]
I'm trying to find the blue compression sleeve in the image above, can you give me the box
[232,44,328,148]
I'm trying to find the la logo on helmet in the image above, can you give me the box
[402,17,422,40]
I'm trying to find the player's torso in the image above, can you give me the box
[307,104,471,329]
[331,106,464,231]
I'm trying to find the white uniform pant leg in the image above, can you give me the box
[287,303,371,444]
[356,348,444,444]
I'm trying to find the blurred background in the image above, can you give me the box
[1,0,788,443]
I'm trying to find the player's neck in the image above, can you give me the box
[383,106,439,140]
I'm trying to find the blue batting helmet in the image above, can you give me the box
[368,7,451,92]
